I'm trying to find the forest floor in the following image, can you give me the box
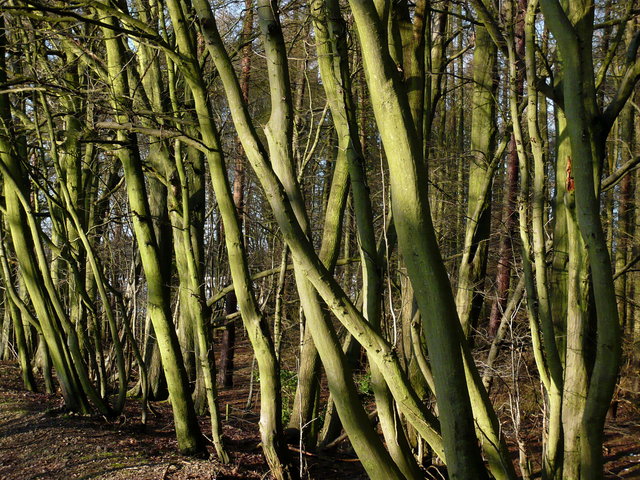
[0,336,371,480]
[0,337,639,479]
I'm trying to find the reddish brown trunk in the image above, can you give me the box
[218,292,237,387]
[488,134,519,337]
[488,0,525,337]
[234,0,253,220]
[617,160,633,324]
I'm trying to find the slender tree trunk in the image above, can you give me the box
[455,25,497,337]
[219,0,254,388]
[0,232,36,391]
[315,0,422,475]
[167,1,293,475]
[0,21,89,412]
[539,2,625,477]
[488,0,525,337]
[101,11,205,454]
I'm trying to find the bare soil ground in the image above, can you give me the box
[0,341,638,479]
[0,336,369,480]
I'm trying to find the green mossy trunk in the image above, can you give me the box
[101,12,204,455]
[314,0,422,475]
[539,1,624,477]
[166,1,291,474]
[0,41,88,411]
[455,25,497,337]
[0,236,36,392]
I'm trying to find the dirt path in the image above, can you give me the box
[0,357,369,480]
[0,362,273,479]
[1,356,638,479]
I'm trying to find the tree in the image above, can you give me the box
[0,1,637,478]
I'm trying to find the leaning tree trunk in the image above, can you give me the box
[219,0,254,389]
[165,1,293,475]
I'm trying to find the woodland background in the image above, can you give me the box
[0,0,639,479]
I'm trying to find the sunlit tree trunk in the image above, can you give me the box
[313,0,421,475]
[219,0,254,389]
[100,11,205,455]
[0,230,36,391]
[539,1,633,477]
[455,25,497,337]
[0,17,90,413]
[166,1,292,474]
[193,2,438,477]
